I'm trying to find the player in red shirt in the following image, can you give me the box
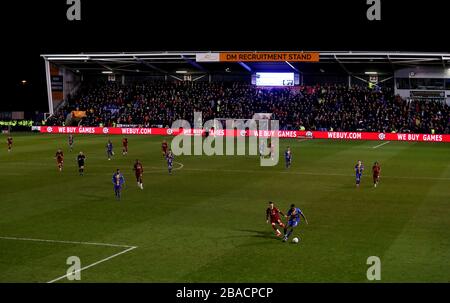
[122,137,128,155]
[55,149,64,172]
[7,136,13,152]
[133,159,144,190]
[162,140,168,156]
[372,161,381,187]
[266,201,286,237]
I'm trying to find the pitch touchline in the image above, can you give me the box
[0,236,137,283]
[0,236,134,248]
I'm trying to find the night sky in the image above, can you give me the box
[2,0,448,111]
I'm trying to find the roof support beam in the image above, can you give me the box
[181,55,207,72]
[285,61,299,72]
[238,62,252,72]
[334,55,352,75]
[134,57,168,74]
[92,60,114,72]
[44,59,54,115]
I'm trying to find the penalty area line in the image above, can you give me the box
[372,141,390,149]
[0,236,137,283]
[47,246,137,283]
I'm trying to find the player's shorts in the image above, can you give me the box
[114,185,122,191]
[288,220,299,228]
[355,174,361,183]
[271,219,283,226]
[78,162,84,167]
[57,159,63,164]
[135,173,142,180]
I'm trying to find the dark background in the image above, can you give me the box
[1,0,448,111]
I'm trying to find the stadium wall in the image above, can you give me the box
[394,67,450,105]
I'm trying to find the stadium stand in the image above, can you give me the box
[45,81,450,134]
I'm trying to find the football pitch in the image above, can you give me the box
[0,133,449,282]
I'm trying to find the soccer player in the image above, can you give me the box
[77,151,86,176]
[355,160,364,187]
[55,149,64,172]
[133,159,144,189]
[372,161,381,188]
[266,201,286,237]
[166,149,174,174]
[259,140,266,158]
[122,137,128,156]
[112,169,125,200]
[7,136,13,152]
[68,134,74,152]
[283,203,308,242]
[162,140,168,156]
[284,146,292,169]
[106,140,114,160]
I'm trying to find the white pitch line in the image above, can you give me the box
[47,246,137,283]
[372,141,391,149]
[0,236,134,248]
[173,161,184,170]
[0,236,137,283]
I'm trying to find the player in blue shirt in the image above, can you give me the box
[355,160,364,187]
[166,149,174,174]
[112,169,125,200]
[259,140,266,159]
[283,203,308,242]
[284,147,292,169]
[106,140,114,160]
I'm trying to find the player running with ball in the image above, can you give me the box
[266,201,286,238]
[283,204,308,242]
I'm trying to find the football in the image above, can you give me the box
[292,237,299,243]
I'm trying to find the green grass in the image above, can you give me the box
[0,133,449,282]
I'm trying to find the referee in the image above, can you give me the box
[77,151,86,176]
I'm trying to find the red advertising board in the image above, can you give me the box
[39,126,450,143]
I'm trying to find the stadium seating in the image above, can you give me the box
[46,81,450,134]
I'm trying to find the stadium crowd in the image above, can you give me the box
[46,81,450,134]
